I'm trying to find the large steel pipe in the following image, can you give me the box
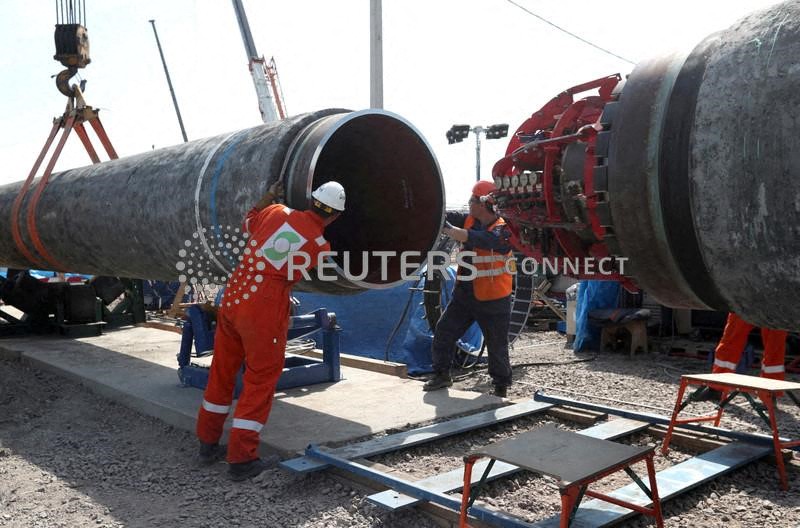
[0,109,445,293]
[608,0,800,329]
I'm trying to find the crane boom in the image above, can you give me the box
[231,0,279,123]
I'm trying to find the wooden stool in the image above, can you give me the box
[459,425,664,527]
[601,319,648,357]
[663,372,800,490]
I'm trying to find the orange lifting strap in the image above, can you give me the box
[10,85,118,271]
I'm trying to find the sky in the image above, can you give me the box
[0,0,783,208]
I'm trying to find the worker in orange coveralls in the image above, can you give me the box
[195,180,346,481]
[712,312,788,380]
[698,312,789,401]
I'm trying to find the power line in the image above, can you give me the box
[503,0,636,65]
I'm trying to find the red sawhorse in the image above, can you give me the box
[459,425,663,527]
[662,372,800,490]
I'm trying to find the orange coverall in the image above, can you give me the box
[196,203,331,463]
[712,312,788,381]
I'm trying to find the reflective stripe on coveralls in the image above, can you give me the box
[202,400,230,414]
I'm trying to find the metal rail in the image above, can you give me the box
[290,395,777,527]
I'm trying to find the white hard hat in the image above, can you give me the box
[311,181,346,212]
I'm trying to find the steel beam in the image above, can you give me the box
[281,400,553,474]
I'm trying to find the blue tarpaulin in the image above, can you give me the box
[574,280,620,352]
[0,269,91,281]
[294,267,482,375]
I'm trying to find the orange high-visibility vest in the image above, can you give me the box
[462,216,513,301]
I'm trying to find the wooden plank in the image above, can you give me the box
[368,418,649,510]
[166,282,188,318]
[296,348,407,378]
[532,442,772,527]
[280,400,554,474]
[646,425,727,452]
[137,321,182,334]
[546,406,607,426]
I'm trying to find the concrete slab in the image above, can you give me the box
[0,326,503,456]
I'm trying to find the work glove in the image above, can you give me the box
[268,180,285,201]
[442,222,461,241]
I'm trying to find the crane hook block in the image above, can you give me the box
[54,23,91,69]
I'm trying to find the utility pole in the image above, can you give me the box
[473,126,483,181]
[149,19,190,315]
[148,19,188,143]
[370,0,383,109]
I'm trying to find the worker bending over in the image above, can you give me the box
[196,180,346,481]
[424,180,514,397]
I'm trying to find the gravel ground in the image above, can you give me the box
[0,359,437,528]
[434,332,800,527]
[1,331,799,527]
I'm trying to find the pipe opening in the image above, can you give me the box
[307,112,444,288]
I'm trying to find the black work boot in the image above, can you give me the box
[423,372,453,391]
[197,442,226,466]
[228,458,268,482]
[493,384,508,398]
